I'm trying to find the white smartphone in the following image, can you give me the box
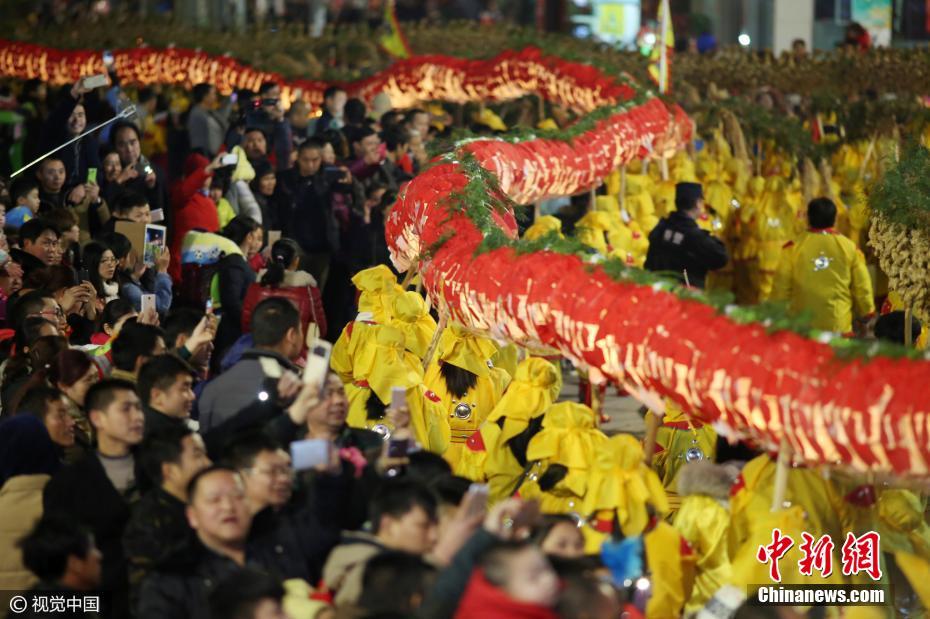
[304,340,333,389]
[290,438,332,471]
[140,294,156,316]
[390,386,407,410]
[150,208,165,223]
[221,153,239,166]
[82,73,109,90]
[464,483,490,518]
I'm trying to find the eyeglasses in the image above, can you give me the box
[100,257,118,265]
[31,308,65,320]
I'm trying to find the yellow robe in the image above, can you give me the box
[770,229,875,333]
[423,362,509,469]
[673,495,732,613]
[647,401,717,493]
[644,519,696,619]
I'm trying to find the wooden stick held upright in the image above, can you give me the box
[643,408,660,466]
[771,437,793,511]
[401,266,417,289]
[422,301,449,370]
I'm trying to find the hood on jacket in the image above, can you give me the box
[675,460,738,501]
[321,532,383,607]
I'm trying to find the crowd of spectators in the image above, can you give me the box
[0,71,632,619]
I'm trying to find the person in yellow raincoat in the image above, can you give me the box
[770,198,875,333]
[517,402,608,516]
[388,291,437,361]
[753,176,800,300]
[646,399,717,497]
[575,201,642,267]
[344,325,450,454]
[730,176,767,303]
[423,324,510,469]
[582,434,668,545]
[331,265,404,384]
[622,173,659,234]
[582,434,691,619]
[672,461,736,613]
[457,357,562,497]
[331,265,405,417]
[523,215,563,241]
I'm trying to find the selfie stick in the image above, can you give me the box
[10,105,138,179]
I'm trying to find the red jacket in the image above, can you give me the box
[170,156,218,282]
[453,572,558,619]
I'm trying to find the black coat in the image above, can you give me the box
[123,486,198,611]
[214,253,256,357]
[42,452,140,618]
[10,248,49,279]
[251,502,339,585]
[644,211,729,289]
[136,534,309,619]
[275,169,340,254]
[142,404,188,438]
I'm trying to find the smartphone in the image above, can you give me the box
[262,98,279,108]
[140,294,156,316]
[138,155,154,176]
[77,268,90,283]
[102,50,114,66]
[323,165,343,183]
[221,153,239,166]
[464,483,490,518]
[82,73,109,90]
[290,438,332,471]
[390,386,407,411]
[387,438,410,458]
[510,500,541,531]
[229,91,238,104]
[150,208,164,223]
[304,339,333,389]
[87,168,97,184]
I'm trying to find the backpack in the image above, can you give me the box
[240,282,327,339]
[177,230,241,309]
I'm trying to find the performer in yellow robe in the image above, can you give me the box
[646,399,717,495]
[331,265,404,385]
[458,357,561,498]
[517,402,608,516]
[423,324,510,469]
[672,461,735,613]
[770,216,875,334]
[523,215,563,241]
[388,291,437,361]
[345,325,450,454]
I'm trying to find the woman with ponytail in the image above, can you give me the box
[241,237,327,340]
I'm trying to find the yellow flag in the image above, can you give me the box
[379,0,412,60]
[647,0,674,93]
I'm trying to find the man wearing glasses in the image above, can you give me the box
[10,217,63,277]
